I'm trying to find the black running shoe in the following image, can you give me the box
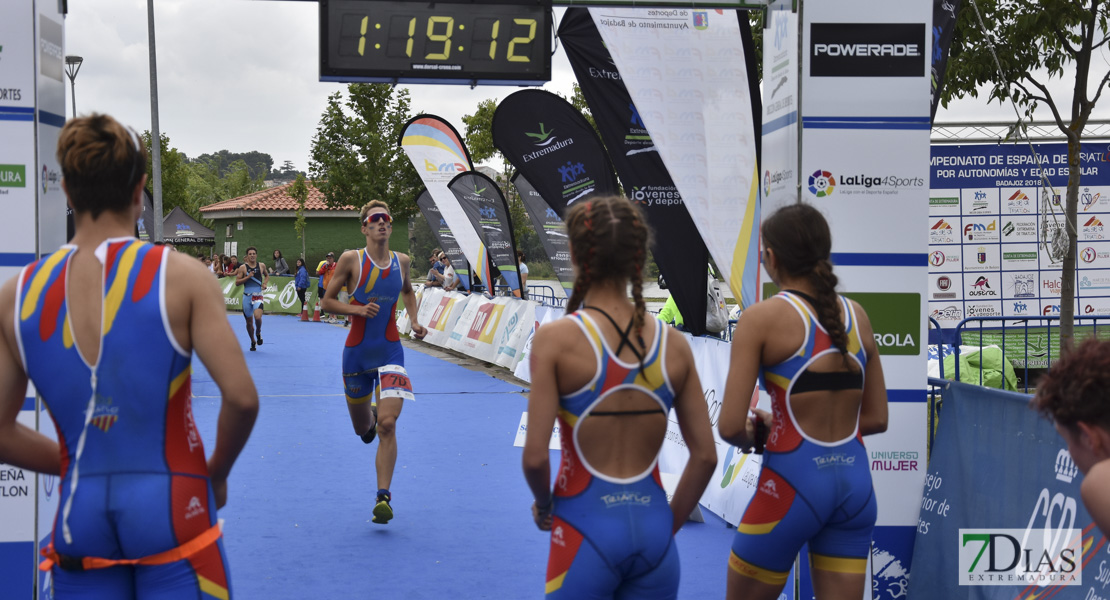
[257,337,263,346]
[250,343,256,352]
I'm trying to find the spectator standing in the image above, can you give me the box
[271,249,290,276]
[517,250,529,299]
[1033,339,1110,535]
[0,113,258,597]
[228,255,239,273]
[317,252,337,320]
[294,257,310,314]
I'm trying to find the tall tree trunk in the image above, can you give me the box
[1060,135,1082,352]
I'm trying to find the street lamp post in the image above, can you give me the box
[64,55,83,119]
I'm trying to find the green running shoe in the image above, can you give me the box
[372,494,393,524]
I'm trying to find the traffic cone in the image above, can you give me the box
[312,302,322,322]
[299,305,309,321]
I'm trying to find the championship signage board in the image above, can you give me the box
[928,143,1110,329]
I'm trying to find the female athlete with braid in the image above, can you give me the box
[522,195,717,599]
[718,203,888,600]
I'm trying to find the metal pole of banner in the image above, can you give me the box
[147,0,164,243]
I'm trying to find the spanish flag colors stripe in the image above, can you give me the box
[104,242,141,335]
[21,250,70,321]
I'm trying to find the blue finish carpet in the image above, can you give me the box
[189,314,734,599]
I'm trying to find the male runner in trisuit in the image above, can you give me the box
[322,200,427,524]
[235,246,269,351]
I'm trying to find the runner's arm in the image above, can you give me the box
[523,323,561,530]
[853,301,888,436]
[0,276,60,474]
[666,331,716,534]
[261,262,269,289]
[718,305,768,449]
[233,265,250,286]
[185,260,258,495]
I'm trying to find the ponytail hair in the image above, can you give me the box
[762,203,853,364]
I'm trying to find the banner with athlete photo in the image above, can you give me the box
[492,89,619,217]
[449,171,522,296]
[512,173,575,293]
[589,7,762,308]
[399,115,489,289]
[415,188,469,290]
[559,8,712,335]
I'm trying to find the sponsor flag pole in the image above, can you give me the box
[511,172,576,294]
[448,171,524,296]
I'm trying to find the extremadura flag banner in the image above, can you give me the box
[415,188,470,291]
[491,89,618,218]
[512,172,575,293]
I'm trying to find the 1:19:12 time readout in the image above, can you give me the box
[341,16,538,62]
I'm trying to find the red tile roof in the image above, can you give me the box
[200,182,356,213]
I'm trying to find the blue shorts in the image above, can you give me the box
[729,438,876,585]
[50,472,232,599]
[342,341,407,404]
[546,477,678,599]
[242,293,263,313]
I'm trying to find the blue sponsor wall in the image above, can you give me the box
[908,382,1103,599]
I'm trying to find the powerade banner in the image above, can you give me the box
[931,0,962,122]
[399,115,490,289]
[449,171,522,296]
[512,172,575,293]
[415,188,470,291]
[908,381,1102,598]
[589,8,762,308]
[491,89,619,217]
[559,8,710,335]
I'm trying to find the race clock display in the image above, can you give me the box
[320,0,552,86]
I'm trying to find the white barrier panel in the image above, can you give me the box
[512,305,564,382]
[409,292,535,374]
[512,412,561,450]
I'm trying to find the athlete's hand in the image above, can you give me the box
[532,501,554,531]
[411,323,428,340]
[356,302,380,319]
[210,476,228,509]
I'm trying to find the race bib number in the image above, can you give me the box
[378,364,414,401]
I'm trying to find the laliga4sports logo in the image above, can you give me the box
[807,168,924,197]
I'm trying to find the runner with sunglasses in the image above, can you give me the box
[321,200,427,524]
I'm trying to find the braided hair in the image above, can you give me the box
[564,196,653,351]
[762,203,855,368]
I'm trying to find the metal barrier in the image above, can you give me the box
[528,284,564,307]
[952,315,1110,392]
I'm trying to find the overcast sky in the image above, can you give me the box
[64,0,1109,174]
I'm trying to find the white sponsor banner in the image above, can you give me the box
[801,1,930,118]
[0,410,37,543]
[512,305,564,382]
[762,0,799,216]
[513,411,561,450]
[494,300,534,371]
[591,7,759,305]
[37,2,66,255]
[868,403,927,527]
[446,294,498,360]
[418,289,471,347]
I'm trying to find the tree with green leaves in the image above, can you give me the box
[308,84,422,217]
[289,173,310,260]
[942,0,1110,350]
[141,131,191,220]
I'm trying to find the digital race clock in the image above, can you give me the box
[320,0,552,86]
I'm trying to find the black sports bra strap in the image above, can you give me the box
[782,288,820,307]
[581,305,644,362]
